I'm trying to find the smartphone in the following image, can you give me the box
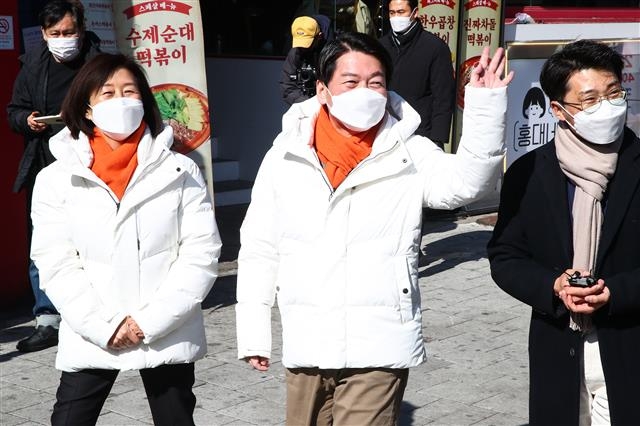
[33,114,63,125]
[568,276,596,287]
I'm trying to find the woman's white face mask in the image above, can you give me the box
[89,97,145,141]
[325,86,387,132]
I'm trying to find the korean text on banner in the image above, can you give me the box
[113,0,214,198]
[417,0,460,67]
[453,0,503,153]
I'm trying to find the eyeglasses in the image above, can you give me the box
[562,89,627,114]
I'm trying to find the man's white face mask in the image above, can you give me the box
[389,8,417,33]
[325,86,387,132]
[46,37,80,62]
[558,100,627,145]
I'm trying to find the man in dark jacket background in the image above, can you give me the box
[7,0,101,352]
[379,0,455,148]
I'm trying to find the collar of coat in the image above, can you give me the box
[48,124,174,171]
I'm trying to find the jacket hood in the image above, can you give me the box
[48,125,175,169]
[279,90,421,151]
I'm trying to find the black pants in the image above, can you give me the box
[51,363,196,426]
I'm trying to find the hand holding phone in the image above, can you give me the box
[33,114,63,125]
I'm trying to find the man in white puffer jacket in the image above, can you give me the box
[236,32,513,425]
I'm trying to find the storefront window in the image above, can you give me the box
[201,0,383,57]
[201,0,639,57]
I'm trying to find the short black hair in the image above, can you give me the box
[317,31,393,86]
[389,0,418,9]
[539,39,624,102]
[61,53,163,139]
[39,0,85,31]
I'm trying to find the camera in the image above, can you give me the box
[568,272,596,287]
[289,63,317,97]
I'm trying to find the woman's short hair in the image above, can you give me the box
[61,53,163,139]
[317,31,393,86]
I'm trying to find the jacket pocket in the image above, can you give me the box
[394,256,415,323]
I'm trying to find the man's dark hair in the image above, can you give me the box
[389,0,418,9]
[61,53,164,139]
[39,0,85,31]
[539,39,624,102]
[317,32,393,85]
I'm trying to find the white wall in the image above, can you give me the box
[206,56,289,181]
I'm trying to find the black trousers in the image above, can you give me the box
[51,363,196,426]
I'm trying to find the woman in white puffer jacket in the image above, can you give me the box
[30,53,221,426]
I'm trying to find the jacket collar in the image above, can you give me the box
[48,125,174,174]
[276,92,419,197]
[391,20,421,47]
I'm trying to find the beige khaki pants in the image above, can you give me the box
[285,367,409,426]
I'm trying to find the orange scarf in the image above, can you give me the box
[90,124,146,200]
[314,106,379,189]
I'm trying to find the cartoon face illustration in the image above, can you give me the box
[526,102,544,119]
[523,86,547,120]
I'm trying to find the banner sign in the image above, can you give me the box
[417,0,460,66]
[112,0,214,198]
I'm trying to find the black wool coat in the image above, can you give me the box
[379,23,455,145]
[487,127,640,425]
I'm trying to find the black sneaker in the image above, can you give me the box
[16,325,59,353]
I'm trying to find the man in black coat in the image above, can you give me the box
[379,0,455,148]
[7,0,101,352]
[488,40,639,425]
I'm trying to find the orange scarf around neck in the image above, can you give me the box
[90,124,146,200]
[314,106,379,189]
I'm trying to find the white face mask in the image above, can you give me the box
[90,97,144,141]
[47,37,80,62]
[559,101,627,144]
[389,9,416,33]
[326,87,387,132]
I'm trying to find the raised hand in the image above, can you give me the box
[469,46,514,89]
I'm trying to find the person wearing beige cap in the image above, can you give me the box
[280,15,330,105]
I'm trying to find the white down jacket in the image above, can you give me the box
[30,125,221,372]
[236,86,507,369]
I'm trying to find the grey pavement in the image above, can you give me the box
[1,206,530,425]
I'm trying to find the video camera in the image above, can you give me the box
[289,63,317,98]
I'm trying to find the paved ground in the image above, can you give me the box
[0,206,530,425]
